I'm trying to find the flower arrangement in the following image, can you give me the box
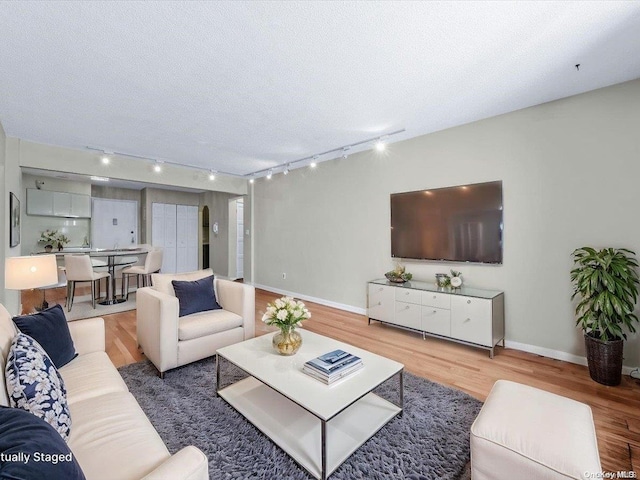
[262,296,311,331]
[385,262,413,283]
[39,229,70,247]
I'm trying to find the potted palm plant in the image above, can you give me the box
[570,247,639,386]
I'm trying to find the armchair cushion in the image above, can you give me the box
[178,310,243,341]
[13,304,77,368]
[172,275,221,317]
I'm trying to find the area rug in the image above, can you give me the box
[119,358,481,479]
[64,292,136,321]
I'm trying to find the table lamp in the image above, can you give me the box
[5,255,59,311]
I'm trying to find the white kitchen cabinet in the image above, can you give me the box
[26,189,91,218]
[367,279,504,357]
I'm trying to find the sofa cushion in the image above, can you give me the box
[59,351,129,406]
[13,304,77,368]
[0,304,18,407]
[152,268,214,297]
[178,309,243,341]
[68,391,170,480]
[0,405,85,479]
[6,333,72,441]
[172,275,221,317]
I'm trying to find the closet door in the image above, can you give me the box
[152,203,177,274]
[92,198,138,249]
[176,205,198,273]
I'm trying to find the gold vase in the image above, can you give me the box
[272,327,302,356]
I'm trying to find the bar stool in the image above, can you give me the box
[64,255,111,311]
[121,248,163,300]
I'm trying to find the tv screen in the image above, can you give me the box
[391,181,503,264]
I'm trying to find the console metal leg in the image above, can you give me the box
[399,369,404,417]
[490,347,494,359]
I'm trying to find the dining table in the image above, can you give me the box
[87,247,149,305]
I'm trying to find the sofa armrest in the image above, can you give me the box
[141,446,208,480]
[136,287,180,374]
[67,317,105,355]
[215,280,255,340]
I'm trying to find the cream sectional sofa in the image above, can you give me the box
[0,304,209,480]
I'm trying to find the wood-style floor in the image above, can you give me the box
[22,286,640,474]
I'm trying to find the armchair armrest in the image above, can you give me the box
[67,317,105,355]
[215,280,255,339]
[136,287,180,374]
[141,446,208,480]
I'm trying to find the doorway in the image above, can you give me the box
[202,205,210,270]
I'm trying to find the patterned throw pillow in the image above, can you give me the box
[5,333,72,441]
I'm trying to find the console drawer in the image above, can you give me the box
[450,296,492,346]
[421,306,451,337]
[395,287,422,305]
[421,291,451,310]
[394,301,422,330]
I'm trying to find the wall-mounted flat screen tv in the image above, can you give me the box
[391,180,503,264]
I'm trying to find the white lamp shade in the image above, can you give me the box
[5,255,59,290]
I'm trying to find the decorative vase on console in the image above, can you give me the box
[262,296,311,356]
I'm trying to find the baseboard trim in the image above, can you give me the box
[252,283,638,374]
[505,339,637,375]
[251,283,367,315]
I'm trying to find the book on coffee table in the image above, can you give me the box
[303,350,363,384]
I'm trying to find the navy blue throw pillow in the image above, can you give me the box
[13,304,77,368]
[0,406,85,479]
[171,275,221,317]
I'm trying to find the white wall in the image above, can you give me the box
[1,132,23,313]
[253,78,640,368]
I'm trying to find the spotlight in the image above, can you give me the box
[310,156,318,168]
[375,140,386,152]
[249,178,255,184]
[283,164,290,175]
[342,147,351,159]
[310,162,317,168]
[208,171,216,181]
[101,155,110,165]
[266,169,273,180]
[153,162,162,173]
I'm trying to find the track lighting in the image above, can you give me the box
[341,147,350,159]
[101,155,110,165]
[283,164,290,175]
[153,162,162,173]
[310,162,317,168]
[375,139,386,152]
[310,156,319,168]
[266,169,273,179]
[208,170,216,181]
[249,178,255,184]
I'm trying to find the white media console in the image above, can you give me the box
[367,279,505,357]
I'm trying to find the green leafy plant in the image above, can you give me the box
[570,247,639,341]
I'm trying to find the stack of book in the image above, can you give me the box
[303,349,363,384]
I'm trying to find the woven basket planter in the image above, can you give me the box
[584,333,624,386]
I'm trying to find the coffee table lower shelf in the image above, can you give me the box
[218,376,401,479]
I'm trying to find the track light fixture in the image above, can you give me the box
[153,161,162,173]
[283,164,290,175]
[208,170,216,181]
[341,147,350,159]
[100,155,110,165]
[249,178,255,184]
[375,139,386,151]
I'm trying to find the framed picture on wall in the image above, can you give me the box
[9,192,20,247]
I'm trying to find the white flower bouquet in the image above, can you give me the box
[262,296,311,330]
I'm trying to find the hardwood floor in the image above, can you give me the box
[22,286,640,474]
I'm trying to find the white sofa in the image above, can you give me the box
[0,304,209,480]
[137,269,255,377]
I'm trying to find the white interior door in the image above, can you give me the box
[176,205,198,273]
[152,203,177,273]
[92,198,138,249]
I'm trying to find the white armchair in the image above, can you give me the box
[136,269,255,377]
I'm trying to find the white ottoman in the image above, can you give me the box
[470,380,602,480]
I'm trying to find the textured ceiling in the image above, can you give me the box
[1,1,640,178]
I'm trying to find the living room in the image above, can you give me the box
[1,2,640,479]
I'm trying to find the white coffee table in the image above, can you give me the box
[216,330,404,480]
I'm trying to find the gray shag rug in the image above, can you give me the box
[118,358,481,479]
